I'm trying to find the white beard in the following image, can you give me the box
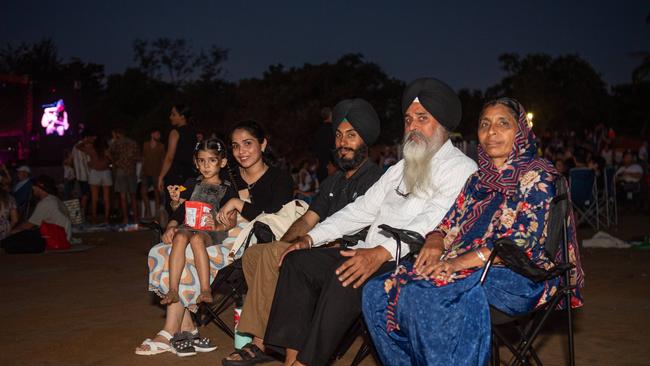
[402,129,446,199]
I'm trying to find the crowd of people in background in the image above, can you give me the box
[0,105,648,256]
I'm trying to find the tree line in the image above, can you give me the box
[1,34,649,160]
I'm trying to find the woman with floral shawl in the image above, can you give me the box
[361,98,584,366]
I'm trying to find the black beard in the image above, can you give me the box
[334,144,368,171]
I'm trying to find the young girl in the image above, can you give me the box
[160,138,237,305]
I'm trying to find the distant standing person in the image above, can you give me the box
[312,107,335,182]
[158,105,198,214]
[72,132,93,218]
[78,135,112,224]
[108,128,141,224]
[141,129,166,219]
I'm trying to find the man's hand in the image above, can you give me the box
[278,236,311,266]
[162,226,177,244]
[413,241,443,276]
[336,246,392,289]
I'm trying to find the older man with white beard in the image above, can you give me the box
[263,78,477,366]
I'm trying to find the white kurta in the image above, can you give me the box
[308,139,478,259]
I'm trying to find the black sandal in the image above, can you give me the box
[222,343,274,366]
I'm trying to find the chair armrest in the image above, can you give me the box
[340,226,370,248]
[378,224,425,268]
[480,238,573,285]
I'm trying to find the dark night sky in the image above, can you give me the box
[1,0,648,90]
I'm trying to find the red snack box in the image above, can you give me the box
[184,201,215,230]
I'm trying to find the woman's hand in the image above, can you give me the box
[429,260,459,282]
[162,226,178,244]
[216,198,242,224]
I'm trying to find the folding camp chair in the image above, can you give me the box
[479,176,577,366]
[599,166,618,227]
[332,225,424,366]
[569,167,599,230]
[194,221,276,338]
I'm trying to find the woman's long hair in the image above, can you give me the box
[230,120,277,166]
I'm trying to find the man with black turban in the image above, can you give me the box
[223,99,383,365]
[263,78,477,366]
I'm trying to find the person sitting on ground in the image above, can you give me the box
[12,165,32,219]
[615,150,644,202]
[222,98,384,365]
[362,97,584,366]
[138,120,293,358]
[1,175,71,254]
[262,78,477,366]
[160,138,237,305]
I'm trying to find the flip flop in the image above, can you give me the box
[135,330,173,355]
[222,343,275,366]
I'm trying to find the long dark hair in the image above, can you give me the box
[93,135,109,158]
[193,137,227,160]
[173,104,193,124]
[230,120,277,166]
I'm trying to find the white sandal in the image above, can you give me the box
[135,330,173,355]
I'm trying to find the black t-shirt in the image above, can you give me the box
[308,160,383,222]
[171,177,237,224]
[167,124,198,184]
[235,166,294,221]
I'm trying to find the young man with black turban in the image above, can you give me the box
[263,78,477,366]
[223,98,384,365]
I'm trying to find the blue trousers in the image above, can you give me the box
[362,265,550,366]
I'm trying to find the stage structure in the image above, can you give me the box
[0,74,32,163]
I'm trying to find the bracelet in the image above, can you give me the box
[475,249,487,263]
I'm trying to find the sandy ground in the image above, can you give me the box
[1,213,649,366]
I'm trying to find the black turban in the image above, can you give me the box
[401,78,462,131]
[331,98,380,145]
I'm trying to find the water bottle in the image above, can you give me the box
[233,295,253,349]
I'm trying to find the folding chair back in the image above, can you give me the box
[569,167,599,229]
[602,166,618,226]
[480,176,577,366]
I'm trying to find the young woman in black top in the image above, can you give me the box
[216,120,293,223]
[158,104,198,214]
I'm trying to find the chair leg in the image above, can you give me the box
[491,333,501,366]
[566,290,575,366]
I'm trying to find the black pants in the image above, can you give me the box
[1,228,46,254]
[264,247,394,366]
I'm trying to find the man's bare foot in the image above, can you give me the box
[160,289,180,305]
[197,290,213,304]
